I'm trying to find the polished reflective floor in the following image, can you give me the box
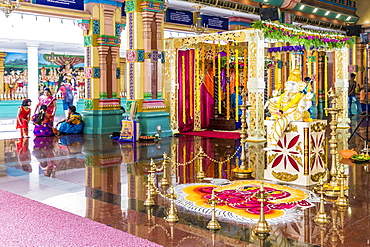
[1,115,370,246]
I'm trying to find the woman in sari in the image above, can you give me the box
[56,105,83,135]
[34,87,57,125]
[33,87,57,137]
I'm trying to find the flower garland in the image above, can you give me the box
[252,20,354,49]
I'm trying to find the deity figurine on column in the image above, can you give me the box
[15,70,25,99]
[76,69,85,98]
[48,68,58,95]
[59,61,73,82]
[7,69,19,99]
[39,67,49,93]
[19,69,28,99]
[264,66,313,147]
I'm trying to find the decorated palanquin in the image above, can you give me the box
[264,121,327,186]
[174,180,317,224]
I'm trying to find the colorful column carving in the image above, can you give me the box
[79,1,124,134]
[125,0,171,137]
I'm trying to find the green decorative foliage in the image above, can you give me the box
[252,20,354,49]
[144,92,152,99]
[157,92,162,98]
[84,36,92,47]
[84,99,93,110]
[99,92,107,99]
[112,92,117,98]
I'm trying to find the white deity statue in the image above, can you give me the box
[265,66,313,146]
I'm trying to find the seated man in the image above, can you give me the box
[265,66,313,146]
[56,105,83,135]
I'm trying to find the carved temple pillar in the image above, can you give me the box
[164,39,179,134]
[79,1,124,134]
[125,0,171,136]
[0,52,6,97]
[155,13,165,98]
[119,57,126,97]
[246,30,266,142]
[141,11,155,98]
[335,48,350,129]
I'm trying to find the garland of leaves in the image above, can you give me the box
[251,20,354,49]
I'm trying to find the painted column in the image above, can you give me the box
[79,0,124,134]
[155,13,165,98]
[335,48,350,129]
[141,11,154,98]
[0,52,6,98]
[246,30,266,142]
[125,0,171,137]
[119,57,126,97]
[27,45,39,112]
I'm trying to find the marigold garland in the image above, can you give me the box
[252,20,354,50]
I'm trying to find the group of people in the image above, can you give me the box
[16,86,83,138]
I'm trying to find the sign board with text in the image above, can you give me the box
[34,0,84,11]
[202,15,228,31]
[165,8,193,26]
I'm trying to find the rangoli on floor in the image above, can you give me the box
[174,180,318,224]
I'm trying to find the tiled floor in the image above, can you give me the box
[1,115,370,246]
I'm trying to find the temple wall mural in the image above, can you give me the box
[1,52,84,100]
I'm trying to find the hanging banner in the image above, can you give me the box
[165,8,193,26]
[34,0,84,11]
[202,15,228,31]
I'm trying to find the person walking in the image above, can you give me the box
[58,80,75,118]
[348,73,361,116]
[16,99,32,138]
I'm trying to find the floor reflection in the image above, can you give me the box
[0,129,369,246]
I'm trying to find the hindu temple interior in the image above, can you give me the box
[1,0,370,246]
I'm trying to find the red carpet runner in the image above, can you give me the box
[0,190,162,247]
[181,130,241,139]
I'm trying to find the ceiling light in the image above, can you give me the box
[336,14,341,18]
[299,5,305,10]
[346,16,351,21]
[325,11,330,16]
[313,8,318,13]
[263,0,268,2]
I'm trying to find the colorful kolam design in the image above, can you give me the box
[174,180,318,224]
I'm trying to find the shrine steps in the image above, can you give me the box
[208,118,236,131]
